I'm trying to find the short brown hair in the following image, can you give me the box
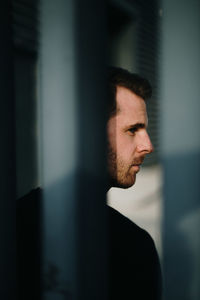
[108,67,152,117]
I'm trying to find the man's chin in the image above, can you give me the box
[122,180,136,189]
[112,176,136,189]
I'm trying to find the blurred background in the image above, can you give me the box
[1,0,200,299]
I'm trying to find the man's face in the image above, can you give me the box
[107,86,153,188]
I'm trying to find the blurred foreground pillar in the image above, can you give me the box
[0,1,16,299]
[40,0,107,299]
[161,0,200,299]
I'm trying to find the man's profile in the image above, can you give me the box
[16,66,162,300]
[107,67,162,300]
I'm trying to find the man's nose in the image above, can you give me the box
[136,132,154,154]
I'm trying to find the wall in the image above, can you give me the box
[161,0,200,299]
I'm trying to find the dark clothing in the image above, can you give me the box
[17,188,42,300]
[108,206,162,300]
[17,189,162,300]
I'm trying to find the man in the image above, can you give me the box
[107,67,162,299]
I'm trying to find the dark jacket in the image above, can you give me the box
[108,206,162,300]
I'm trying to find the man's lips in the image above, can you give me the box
[132,164,141,172]
[132,161,143,166]
[131,160,144,172]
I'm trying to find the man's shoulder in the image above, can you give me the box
[108,205,154,245]
[108,205,143,231]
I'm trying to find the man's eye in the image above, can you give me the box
[128,128,137,134]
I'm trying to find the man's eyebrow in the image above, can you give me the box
[127,123,146,129]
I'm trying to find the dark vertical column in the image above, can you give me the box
[75,1,108,299]
[0,1,16,299]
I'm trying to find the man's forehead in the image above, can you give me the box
[116,86,147,116]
